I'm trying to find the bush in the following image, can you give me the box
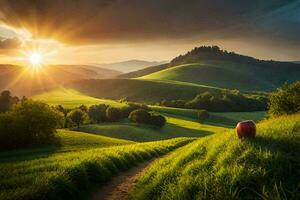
[87,104,108,123]
[121,102,149,118]
[129,109,166,127]
[129,109,151,124]
[0,100,64,150]
[198,109,209,123]
[106,107,123,122]
[150,113,167,127]
[268,81,300,117]
[67,109,87,127]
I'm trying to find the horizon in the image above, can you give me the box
[0,0,300,67]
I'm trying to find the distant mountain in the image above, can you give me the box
[96,59,167,73]
[0,64,121,96]
[137,46,300,91]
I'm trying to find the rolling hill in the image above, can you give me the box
[96,59,167,73]
[137,46,300,91]
[0,64,121,96]
[67,78,222,103]
[119,64,169,78]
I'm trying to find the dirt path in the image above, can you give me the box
[92,160,154,200]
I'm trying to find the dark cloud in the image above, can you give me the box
[0,37,20,49]
[0,0,299,53]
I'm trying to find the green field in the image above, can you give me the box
[139,61,300,91]
[151,105,266,127]
[32,88,125,108]
[129,114,300,200]
[67,78,222,103]
[74,114,227,142]
[0,129,195,200]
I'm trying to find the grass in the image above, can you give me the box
[32,88,125,108]
[139,61,300,91]
[129,114,300,200]
[67,78,222,103]
[74,114,227,142]
[0,130,195,200]
[151,105,266,127]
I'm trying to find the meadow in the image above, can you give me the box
[74,114,227,142]
[0,129,195,200]
[32,88,125,108]
[151,105,266,127]
[129,114,300,200]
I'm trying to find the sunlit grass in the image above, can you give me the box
[129,114,300,200]
[0,130,195,200]
[32,88,125,108]
[75,114,227,142]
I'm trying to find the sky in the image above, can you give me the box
[0,0,299,65]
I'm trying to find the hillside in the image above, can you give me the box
[67,78,222,103]
[96,60,167,73]
[130,114,300,200]
[138,46,300,91]
[32,88,125,108]
[119,64,169,78]
[0,64,121,96]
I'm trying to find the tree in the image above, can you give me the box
[129,109,166,127]
[268,81,300,117]
[129,109,151,124]
[87,104,108,123]
[0,100,64,150]
[105,107,122,122]
[0,90,19,113]
[150,113,166,127]
[67,109,86,127]
[198,109,209,123]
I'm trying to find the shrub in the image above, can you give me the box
[150,113,167,127]
[121,102,149,118]
[67,109,87,128]
[129,109,166,127]
[129,109,151,124]
[198,109,209,123]
[105,107,123,122]
[268,81,300,117]
[0,100,64,150]
[87,104,108,123]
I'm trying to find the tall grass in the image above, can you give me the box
[130,114,300,200]
[0,137,195,200]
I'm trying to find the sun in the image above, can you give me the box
[29,53,43,66]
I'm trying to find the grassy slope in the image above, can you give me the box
[75,114,227,142]
[139,61,300,91]
[130,114,300,200]
[151,106,265,127]
[119,64,169,78]
[0,129,195,200]
[67,78,222,103]
[32,88,125,108]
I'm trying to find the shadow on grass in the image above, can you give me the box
[74,121,213,142]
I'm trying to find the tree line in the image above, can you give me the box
[0,93,166,150]
[159,90,267,112]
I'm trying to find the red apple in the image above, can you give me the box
[236,120,256,139]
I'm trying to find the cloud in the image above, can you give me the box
[0,37,20,49]
[0,0,299,60]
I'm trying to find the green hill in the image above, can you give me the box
[130,113,300,200]
[67,78,222,103]
[32,88,125,108]
[119,46,300,91]
[119,64,169,78]
[140,60,300,91]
